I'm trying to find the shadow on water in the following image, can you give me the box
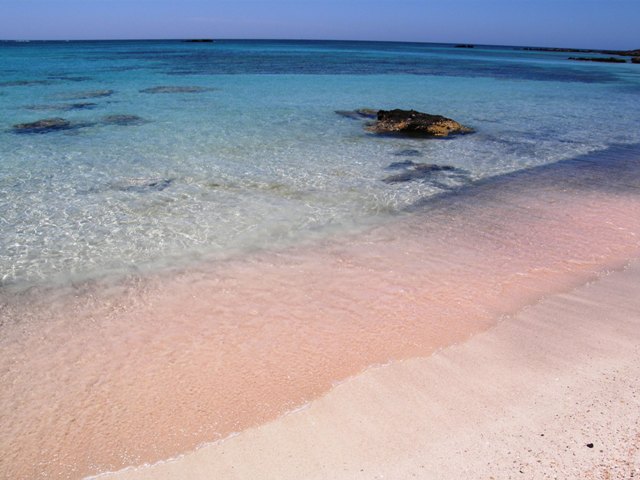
[407,143,640,213]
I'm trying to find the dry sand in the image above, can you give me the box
[103,259,640,480]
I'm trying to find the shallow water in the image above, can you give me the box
[3,144,640,479]
[2,41,640,479]
[1,40,639,288]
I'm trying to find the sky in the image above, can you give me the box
[0,0,638,50]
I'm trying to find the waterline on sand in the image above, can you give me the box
[2,145,640,478]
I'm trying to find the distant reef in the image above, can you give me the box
[522,47,640,56]
[521,46,640,64]
[569,56,627,64]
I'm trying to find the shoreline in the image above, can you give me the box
[3,146,640,478]
[99,257,640,479]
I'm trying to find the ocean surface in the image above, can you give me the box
[2,39,640,290]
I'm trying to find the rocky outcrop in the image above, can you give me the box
[632,57,640,64]
[184,39,214,43]
[455,44,474,49]
[12,118,72,134]
[367,109,474,137]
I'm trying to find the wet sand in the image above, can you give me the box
[2,146,640,478]
[103,258,640,480]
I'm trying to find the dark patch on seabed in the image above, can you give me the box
[47,75,93,82]
[393,149,423,157]
[0,79,52,87]
[24,102,98,112]
[10,118,96,134]
[110,178,174,193]
[57,89,114,100]
[407,143,640,213]
[140,86,215,94]
[382,162,470,185]
[101,114,148,126]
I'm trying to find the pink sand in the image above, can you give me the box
[2,163,640,478]
[104,259,640,480]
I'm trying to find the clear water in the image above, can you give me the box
[1,40,640,288]
[3,40,640,479]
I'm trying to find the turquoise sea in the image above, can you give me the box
[1,40,640,289]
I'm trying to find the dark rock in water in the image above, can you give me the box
[24,102,97,111]
[112,178,174,193]
[367,109,474,137]
[382,162,458,184]
[568,56,626,63]
[184,39,214,43]
[393,149,422,157]
[0,79,51,87]
[386,160,423,170]
[47,75,93,82]
[140,86,214,94]
[523,47,640,57]
[59,89,114,100]
[102,114,147,126]
[455,44,474,48]
[335,108,378,120]
[632,57,640,64]
[12,118,72,134]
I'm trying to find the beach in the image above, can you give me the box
[1,40,640,479]
[103,257,640,480]
[3,144,640,478]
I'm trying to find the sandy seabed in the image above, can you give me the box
[2,146,640,479]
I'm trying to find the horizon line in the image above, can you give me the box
[1,37,638,52]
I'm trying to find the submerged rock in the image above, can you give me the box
[111,178,174,193]
[140,86,214,94]
[47,75,93,82]
[12,118,72,134]
[382,162,458,183]
[382,160,472,186]
[102,114,147,126]
[0,79,51,87]
[367,109,474,137]
[59,89,114,100]
[335,108,378,120]
[24,102,97,111]
[386,160,425,170]
[393,149,423,157]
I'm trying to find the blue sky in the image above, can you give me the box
[0,0,637,49]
